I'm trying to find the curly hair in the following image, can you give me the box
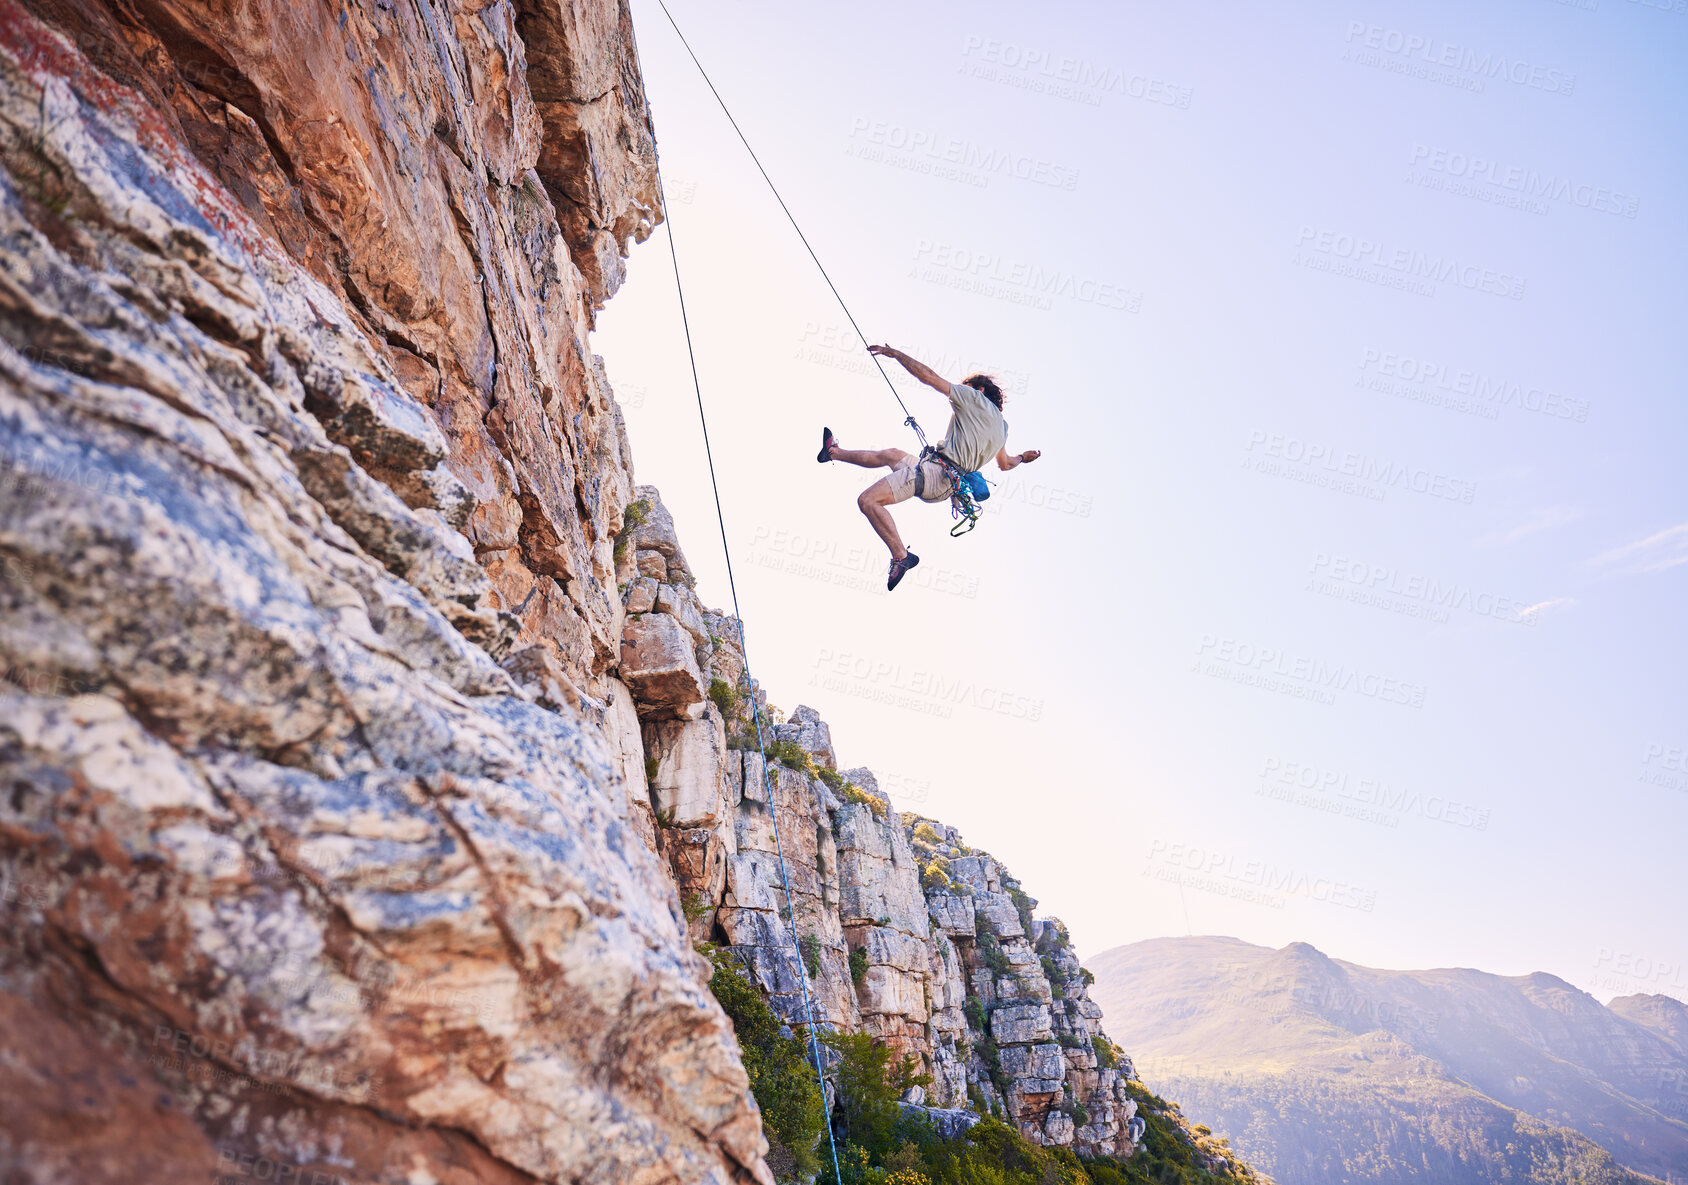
[964,373,1004,409]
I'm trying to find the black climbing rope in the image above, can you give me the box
[651,0,929,449]
[654,156,846,1185]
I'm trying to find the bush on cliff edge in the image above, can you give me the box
[706,950,826,1177]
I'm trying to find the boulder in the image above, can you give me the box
[1043,1111,1076,1146]
[775,705,836,769]
[656,582,710,648]
[645,713,735,829]
[624,575,659,614]
[973,890,1026,938]
[898,1103,981,1142]
[620,613,706,717]
[928,892,978,937]
[1001,1043,1067,1082]
[992,1003,1054,1044]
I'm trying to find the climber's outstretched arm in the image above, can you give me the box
[868,345,951,395]
[996,446,1042,471]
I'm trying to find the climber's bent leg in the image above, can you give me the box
[857,477,909,560]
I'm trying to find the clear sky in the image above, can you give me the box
[595,0,1688,1006]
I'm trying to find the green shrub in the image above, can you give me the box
[644,754,659,784]
[682,894,711,924]
[850,946,870,988]
[766,737,815,775]
[977,1033,1007,1095]
[801,931,823,978]
[705,952,825,1176]
[1072,1103,1090,1128]
[962,997,988,1033]
[1081,967,1095,987]
[614,498,652,562]
[821,768,890,819]
[976,931,1012,976]
[820,1032,929,1162]
[1091,1035,1120,1070]
[911,821,941,847]
[708,677,742,720]
[921,858,953,893]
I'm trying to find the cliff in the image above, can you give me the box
[621,488,1141,1156]
[0,2,1247,1182]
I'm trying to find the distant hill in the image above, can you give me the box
[1086,937,1688,1185]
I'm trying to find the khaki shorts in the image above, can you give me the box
[885,452,955,505]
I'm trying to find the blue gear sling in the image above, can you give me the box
[921,448,990,536]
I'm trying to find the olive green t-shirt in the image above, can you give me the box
[938,382,1008,473]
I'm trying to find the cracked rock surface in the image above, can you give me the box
[0,0,769,1181]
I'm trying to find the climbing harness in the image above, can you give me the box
[653,152,845,1185]
[920,447,988,537]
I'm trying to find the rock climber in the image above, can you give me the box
[817,345,1042,590]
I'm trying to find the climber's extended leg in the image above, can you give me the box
[822,439,909,470]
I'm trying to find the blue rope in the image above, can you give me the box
[651,0,928,451]
[653,159,845,1185]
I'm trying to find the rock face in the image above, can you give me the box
[0,0,1190,1179]
[0,1,767,1182]
[628,554,1145,1158]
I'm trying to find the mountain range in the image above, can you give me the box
[1086,936,1688,1185]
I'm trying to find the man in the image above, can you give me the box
[818,345,1042,590]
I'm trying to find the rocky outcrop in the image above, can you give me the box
[614,509,1144,1159]
[0,1,767,1182]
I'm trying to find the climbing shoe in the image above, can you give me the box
[887,551,920,591]
[817,427,837,463]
